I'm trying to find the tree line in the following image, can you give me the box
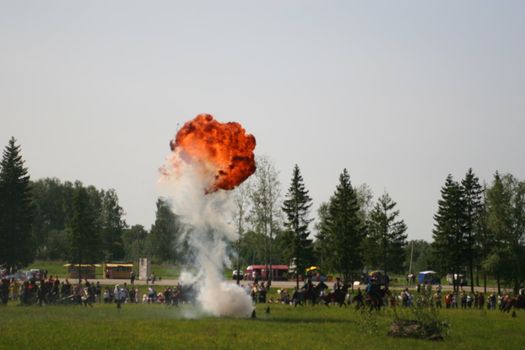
[1,137,523,294]
[235,161,408,287]
[432,169,525,294]
[0,138,182,272]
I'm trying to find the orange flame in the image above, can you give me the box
[168,114,256,193]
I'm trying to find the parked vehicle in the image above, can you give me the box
[446,273,468,286]
[232,269,243,280]
[417,270,441,284]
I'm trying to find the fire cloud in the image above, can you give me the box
[168,114,256,193]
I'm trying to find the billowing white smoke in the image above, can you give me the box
[160,152,253,318]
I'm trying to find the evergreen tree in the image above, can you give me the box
[282,165,314,288]
[100,189,126,260]
[149,198,180,263]
[68,184,102,282]
[365,192,407,276]
[0,137,34,272]
[432,175,466,291]
[314,202,331,268]
[323,169,365,282]
[476,186,493,293]
[460,168,484,293]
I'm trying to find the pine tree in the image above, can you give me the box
[461,168,484,293]
[432,175,466,291]
[324,169,365,283]
[366,192,408,276]
[0,137,34,272]
[476,186,494,293]
[282,165,314,288]
[314,202,331,269]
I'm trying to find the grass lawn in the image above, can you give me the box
[0,302,523,350]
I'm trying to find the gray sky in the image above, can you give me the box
[1,1,524,241]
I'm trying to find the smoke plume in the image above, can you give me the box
[160,114,256,317]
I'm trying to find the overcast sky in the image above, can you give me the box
[1,1,524,241]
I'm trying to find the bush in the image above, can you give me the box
[388,286,448,341]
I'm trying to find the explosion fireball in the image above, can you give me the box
[168,114,256,193]
[159,114,256,318]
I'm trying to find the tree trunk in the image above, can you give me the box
[483,271,487,294]
[268,221,273,284]
[497,274,501,295]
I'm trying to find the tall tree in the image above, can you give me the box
[322,169,365,283]
[282,165,314,288]
[237,230,267,266]
[232,180,251,284]
[460,168,484,293]
[476,186,493,293]
[100,189,127,261]
[249,155,281,282]
[432,174,466,291]
[67,184,102,282]
[149,198,180,263]
[314,202,331,268]
[485,172,512,293]
[0,137,34,272]
[122,225,148,262]
[365,192,408,276]
[31,178,70,258]
[486,173,525,294]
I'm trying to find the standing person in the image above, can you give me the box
[129,287,136,304]
[95,282,102,303]
[478,292,485,310]
[113,284,122,309]
[333,277,342,292]
[73,283,83,305]
[10,279,20,302]
[103,287,111,303]
[37,280,47,306]
[130,270,135,285]
[122,283,129,303]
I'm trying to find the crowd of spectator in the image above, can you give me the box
[2,274,524,313]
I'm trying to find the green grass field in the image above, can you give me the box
[1,302,523,350]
